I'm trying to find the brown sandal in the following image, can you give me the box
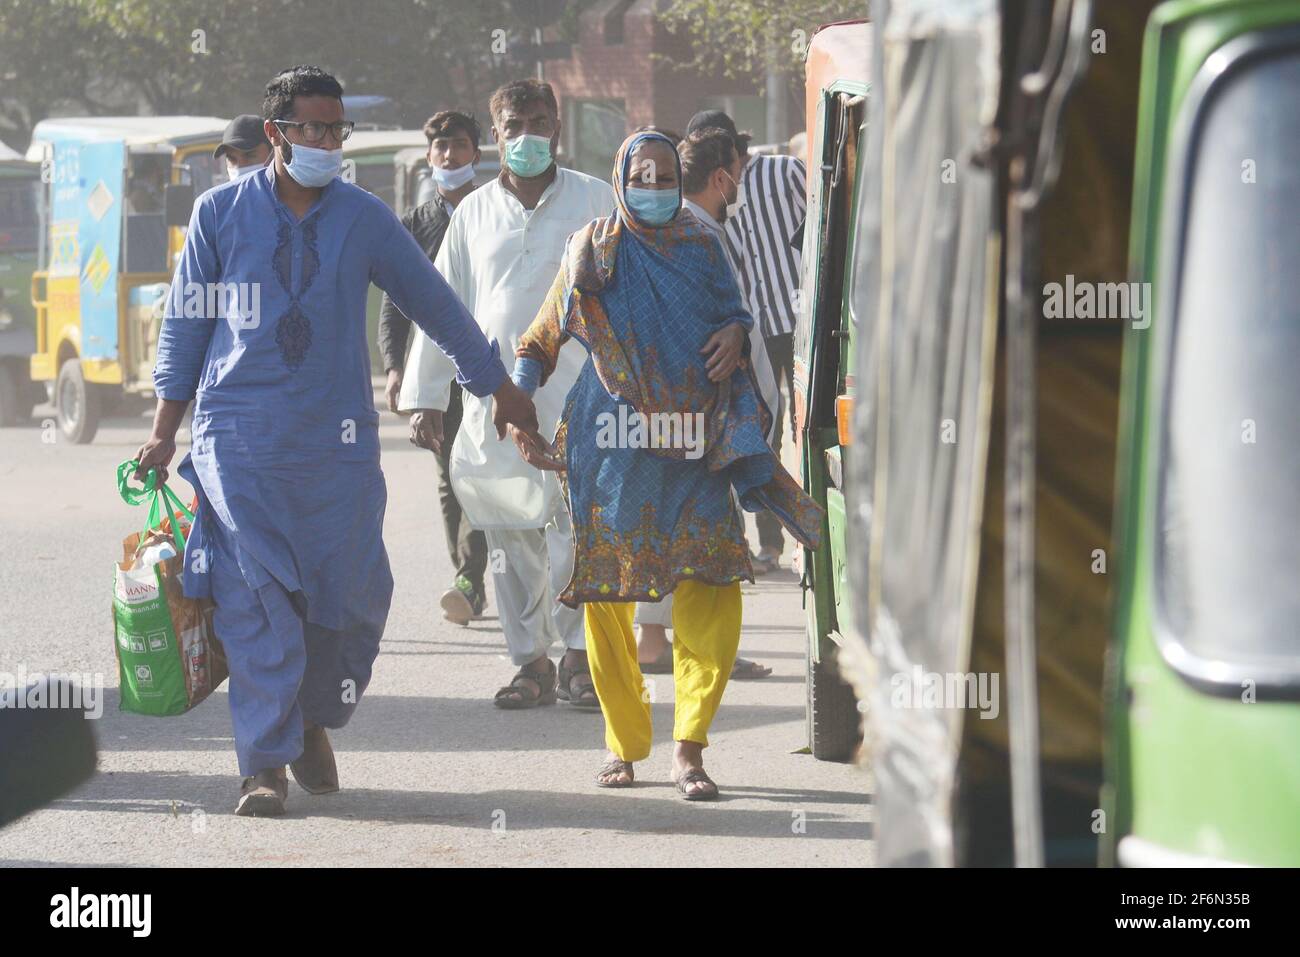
[673,767,719,801]
[595,758,635,788]
[493,659,557,710]
[558,654,602,711]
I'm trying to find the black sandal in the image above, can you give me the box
[493,659,557,710]
[730,657,772,680]
[673,767,720,801]
[558,654,602,711]
[595,758,635,788]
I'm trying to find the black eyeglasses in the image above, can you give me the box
[273,119,355,145]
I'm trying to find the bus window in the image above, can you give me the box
[0,177,40,253]
[124,154,169,273]
[181,151,229,195]
[1158,41,1300,690]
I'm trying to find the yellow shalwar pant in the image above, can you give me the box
[584,580,742,762]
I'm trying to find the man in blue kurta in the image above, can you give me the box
[134,66,539,817]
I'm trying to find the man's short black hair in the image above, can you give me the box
[263,65,345,122]
[423,111,482,146]
[489,79,558,125]
[679,129,738,194]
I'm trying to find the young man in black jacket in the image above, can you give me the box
[377,110,488,625]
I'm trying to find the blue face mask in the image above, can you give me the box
[502,134,553,178]
[625,186,680,226]
[283,141,343,188]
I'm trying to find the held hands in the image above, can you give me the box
[510,424,565,472]
[409,409,445,454]
[491,378,540,440]
[701,321,747,382]
[493,378,558,470]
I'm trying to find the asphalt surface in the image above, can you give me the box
[0,392,871,867]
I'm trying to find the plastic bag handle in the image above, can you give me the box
[118,460,194,551]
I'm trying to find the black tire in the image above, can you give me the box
[56,357,101,444]
[807,647,862,763]
[0,361,33,426]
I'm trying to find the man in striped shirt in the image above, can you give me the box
[687,110,807,573]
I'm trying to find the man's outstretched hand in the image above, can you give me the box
[492,378,539,440]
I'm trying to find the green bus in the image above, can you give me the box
[0,158,44,424]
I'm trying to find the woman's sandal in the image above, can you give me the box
[493,658,557,710]
[595,758,635,788]
[673,767,720,801]
[558,655,602,711]
[730,657,773,680]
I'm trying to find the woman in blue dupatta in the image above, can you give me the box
[510,131,821,799]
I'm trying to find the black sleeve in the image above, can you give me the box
[377,209,417,372]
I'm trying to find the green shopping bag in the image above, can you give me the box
[112,461,226,716]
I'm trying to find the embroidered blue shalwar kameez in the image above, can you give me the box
[153,166,505,775]
[513,133,822,608]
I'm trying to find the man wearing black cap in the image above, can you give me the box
[214,114,272,181]
[685,108,807,575]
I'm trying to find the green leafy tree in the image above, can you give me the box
[0,0,571,151]
[657,0,866,79]
[0,0,123,149]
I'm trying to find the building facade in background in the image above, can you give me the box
[540,0,802,176]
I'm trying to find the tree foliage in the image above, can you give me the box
[657,0,867,79]
[0,0,562,150]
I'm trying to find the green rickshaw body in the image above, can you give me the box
[0,159,44,422]
[795,21,872,763]
[1107,0,1300,867]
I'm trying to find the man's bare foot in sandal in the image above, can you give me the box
[595,752,634,788]
[671,740,719,801]
[493,656,556,710]
[558,649,601,711]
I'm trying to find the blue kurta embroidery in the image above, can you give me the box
[274,301,313,372]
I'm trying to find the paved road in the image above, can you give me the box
[0,396,871,867]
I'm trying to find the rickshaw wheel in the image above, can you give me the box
[807,648,862,762]
[56,357,101,444]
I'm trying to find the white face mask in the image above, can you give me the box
[719,170,744,220]
[282,141,343,188]
[228,163,264,180]
[431,161,475,191]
